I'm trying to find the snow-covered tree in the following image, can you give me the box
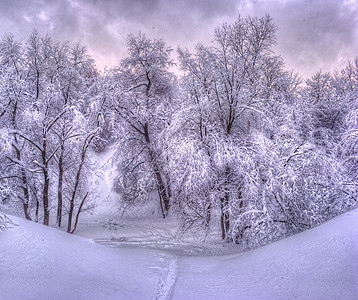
[111,33,176,217]
[0,34,33,220]
[175,14,283,240]
[337,58,358,205]
[0,32,100,229]
[244,64,356,248]
[0,18,356,247]
[0,208,9,231]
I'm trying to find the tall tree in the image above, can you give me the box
[0,32,99,228]
[177,14,280,240]
[0,34,33,220]
[112,33,176,217]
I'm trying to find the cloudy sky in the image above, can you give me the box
[0,0,357,77]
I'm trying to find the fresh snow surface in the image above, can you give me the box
[171,209,358,300]
[0,215,166,300]
[1,209,358,300]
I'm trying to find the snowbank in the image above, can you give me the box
[1,209,358,299]
[172,209,358,299]
[0,216,167,300]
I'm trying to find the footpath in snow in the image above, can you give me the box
[1,209,358,299]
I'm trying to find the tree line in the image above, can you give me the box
[0,15,357,247]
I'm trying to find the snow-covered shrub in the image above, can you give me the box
[0,208,10,231]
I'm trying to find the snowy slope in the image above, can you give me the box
[0,216,172,300]
[172,209,358,299]
[1,209,358,300]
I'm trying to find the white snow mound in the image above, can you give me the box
[1,209,358,300]
[0,216,165,300]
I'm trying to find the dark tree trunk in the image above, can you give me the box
[205,203,211,227]
[13,145,32,220]
[157,188,166,218]
[22,199,31,220]
[42,129,50,226]
[56,143,64,227]
[151,152,170,213]
[20,168,32,220]
[67,203,75,233]
[221,193,230,240]
[42,170,50,226]
[165,173,172,201]
[67,133,95,233]
[67,197,74,233]
[221,167,231,240]
[70,192,88,234]
[35,193,39,223]
[144,122,170,216]
[12,101,32,221]
[67,157,83,233]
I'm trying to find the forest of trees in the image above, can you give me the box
[0,15,357,247]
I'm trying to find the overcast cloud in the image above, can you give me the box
[0,0,357,77]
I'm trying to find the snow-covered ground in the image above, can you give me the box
[78,145,235,256]
[172,209,358,299]
[1,209,358,300]
[1,146,358,299]
[0,215,168,300]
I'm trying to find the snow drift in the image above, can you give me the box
[1,209,358,299]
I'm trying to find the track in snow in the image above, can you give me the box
[152,253,178,300]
